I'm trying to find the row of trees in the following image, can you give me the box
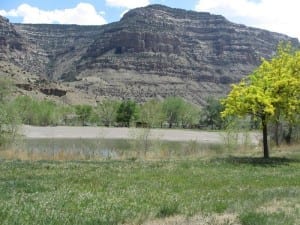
[96,97,226,129]
[222,44,300,158]
[12,96,214,128]
[3,43,298,156]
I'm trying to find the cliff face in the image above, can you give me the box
[0,5,299,104]
[13,24,103,80]
[0,16,26,62]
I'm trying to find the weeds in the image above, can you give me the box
[1,138,235,161]
[0,149,299,225]
[156,202,180,218]
[0,136,299,224]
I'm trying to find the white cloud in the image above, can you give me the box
[106,0,150,9]
[0,3,106,25]
[195,0,300,40]
[120,9,130,18]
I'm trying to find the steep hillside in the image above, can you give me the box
[0,5,298,104]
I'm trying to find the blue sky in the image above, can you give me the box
[1,0,299,39]
[0,0,199,24]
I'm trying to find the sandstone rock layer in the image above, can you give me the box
[1,5,298,104]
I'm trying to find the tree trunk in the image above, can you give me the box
[284,125,293,145]
[262,115,269,158]
[274,121,280,146]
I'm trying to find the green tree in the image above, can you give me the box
[13,96,33,124]
[14,96,60,126]
[75,105,93,126]
[162,97,185,128]
[58,104,75,125]
[96,99,120,127]
[222,44,300,158]
[116,100,138,127]
[37,100,60,126]
[201,97,224,129]
[180,101,201,128]
[140,99,165,128]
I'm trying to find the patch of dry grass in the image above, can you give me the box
[142,213,239,225]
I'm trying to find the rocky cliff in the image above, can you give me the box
[0,4,298,105]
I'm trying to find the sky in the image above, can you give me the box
[0,0,299,40]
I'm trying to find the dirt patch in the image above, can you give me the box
[259,199,300,215]
[142,213,240,225]
[21,126,260,145]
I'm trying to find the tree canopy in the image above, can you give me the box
[75,105,93,126]
[222,43,300,158]
[96,99,120,127]
[116,100,138,127]
[201,97,224,130]
[139,99,165,128]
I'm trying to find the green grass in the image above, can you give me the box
[0,152,299,224]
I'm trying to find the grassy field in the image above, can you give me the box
[0,147,299,225]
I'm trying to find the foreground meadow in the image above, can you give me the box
[0,147,299,225]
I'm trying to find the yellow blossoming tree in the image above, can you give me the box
[222,44,300,158]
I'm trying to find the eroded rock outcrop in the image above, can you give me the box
[0,5,299,105]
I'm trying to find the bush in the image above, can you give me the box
[139,99,165,128]
[0,79,20,148]
[96,99,120,127]
[116,100,139,127]
[75,105,93,126]
[14,96,61,126]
